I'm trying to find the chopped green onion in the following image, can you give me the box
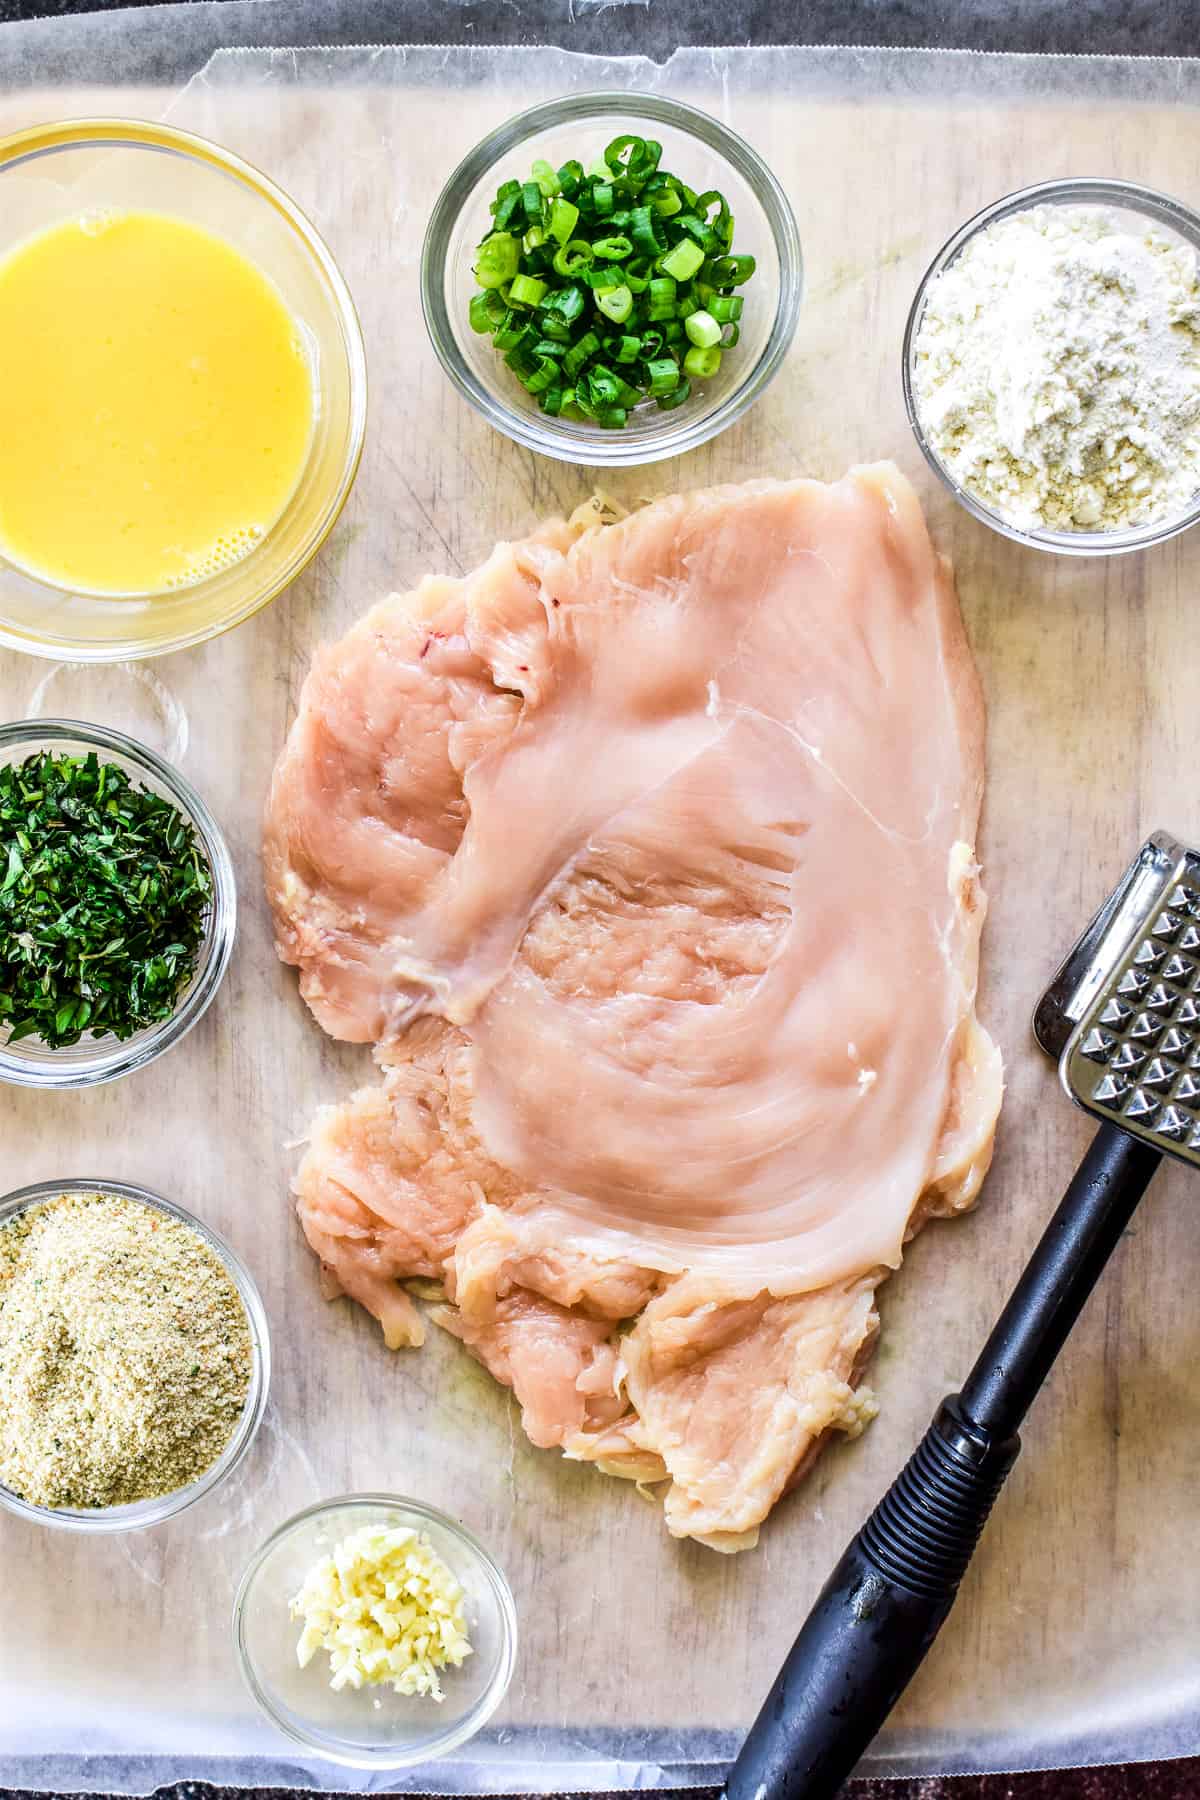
[587,264,623,293]
[694,189,734,245]
[592,235,633,261]
[524,354,560,394]
[548,198,580,244]
[468,137,755,426]
[630,205,665,259]
[707,253,756,286]
[604,134,643,174]
[683,344,722,378]
[647,273,678,321]
[563,330,602,380]
[684,309,721,349]
[676,213,720,255]
[474,232,520,290]
[552,239,593,277]
[536,311,573,344]
[509,273,548,308]
[493,192,521,231]
[469,290,505,333]
[660,237,705,282]
[597,284,634,324]
[655,375,692,411]
[491,180,522,228]
[583,364,621,405]
[493,310,525,350]
[542,284,587,324]
[645,357,680,397]
[580,366,641,411]
[649,183,683,219]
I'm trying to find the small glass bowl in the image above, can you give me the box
[421,92,801,466]
[0,718,236,1088]
[234,1494,518,1769]
[0,118,367,661]
[0,1177,270,1532]
[903,177,1200,557]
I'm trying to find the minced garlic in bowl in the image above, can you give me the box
[234,1494,517,1768]
[291,1522,473,1699]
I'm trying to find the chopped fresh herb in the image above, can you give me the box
[0,750,212,1048]
[469,134,755,427]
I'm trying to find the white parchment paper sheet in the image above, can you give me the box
[4,17,1200,1790]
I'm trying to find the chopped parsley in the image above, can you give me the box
[0,750,212,1048]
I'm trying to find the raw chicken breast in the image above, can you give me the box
[268,466,1002,1546]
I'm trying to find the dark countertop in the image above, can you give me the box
[0,3,1195,1797]
[5,1775,1200,1800]
[0,0,1196,56]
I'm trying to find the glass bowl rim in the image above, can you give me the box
[0,115,368,660]
[0,716,236,1089]
[233,1490,519,1769]
[902,175,1200,558]
[0,1175,271,1532]
[420,89,803,468]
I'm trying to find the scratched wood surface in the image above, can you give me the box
[3,45,1200,1786]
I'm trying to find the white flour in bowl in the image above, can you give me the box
[912,204,1200,533]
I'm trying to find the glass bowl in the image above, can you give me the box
[0,718,236,1087]
[421,92,802,466]
[903,176,1200,557]
[234,1494,518,1769]
[0,118,367,660]
[0,1177,270,1532]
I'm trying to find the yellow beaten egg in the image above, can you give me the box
[0,208,314,596]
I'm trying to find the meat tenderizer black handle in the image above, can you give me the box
[724,1396,1017,1800]
[725,1124,1161,1800]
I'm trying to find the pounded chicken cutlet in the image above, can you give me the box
[267,466,1001,1548]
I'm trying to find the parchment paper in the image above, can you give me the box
[4,22,1200,1792]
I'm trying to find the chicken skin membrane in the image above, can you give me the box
[270,465,1001,1546]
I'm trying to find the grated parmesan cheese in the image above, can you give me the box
[290,1523,473,1700]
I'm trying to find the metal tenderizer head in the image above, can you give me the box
[1034,832,1200,1165]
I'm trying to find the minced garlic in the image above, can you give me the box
[290,1523,473,1700]
[0,1191,252,1509]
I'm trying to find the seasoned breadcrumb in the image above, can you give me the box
[0,1191,252,1509]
